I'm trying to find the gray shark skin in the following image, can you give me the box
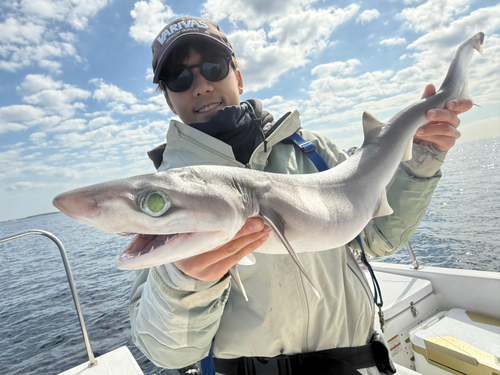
[53,33,484,297]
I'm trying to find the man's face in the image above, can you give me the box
[165,47,243,125]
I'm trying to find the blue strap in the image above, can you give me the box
[286,132,329,172]
[200,345,215,375]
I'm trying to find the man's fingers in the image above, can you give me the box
[174,226,271,280]
[219,228,271,257]
[417,123,461,137]
[421,84,436,99]
[415,123,461,150]
[445,98,474,115]
[426,109,460,128]
[228,217,267,242]
[200,233,271,281]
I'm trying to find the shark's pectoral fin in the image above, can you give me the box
[373,188,394,218]
[229,265,249,301]
[402,139,413,161]
[259,208,322,299]
[238,253,256,266]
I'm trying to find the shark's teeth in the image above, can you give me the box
[164,234,179,244]
[118,233,182,262]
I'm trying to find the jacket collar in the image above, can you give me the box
[152,110,302,171]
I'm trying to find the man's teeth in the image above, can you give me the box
[197,103,220,113]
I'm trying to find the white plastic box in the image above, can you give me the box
[410,308,500,375]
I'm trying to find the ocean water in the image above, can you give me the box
[0,137,498,375]
[374,137,500,271]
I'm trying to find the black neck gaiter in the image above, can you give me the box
[189,101,272,164]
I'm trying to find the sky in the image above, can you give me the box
[0,0,499,222]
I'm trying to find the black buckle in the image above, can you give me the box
[251,356,292,375]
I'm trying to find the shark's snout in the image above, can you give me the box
[53,191,101,220]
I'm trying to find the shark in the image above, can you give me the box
[53,32,484,300]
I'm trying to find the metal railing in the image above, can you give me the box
[406,241,420,269]
[0,230,98,368]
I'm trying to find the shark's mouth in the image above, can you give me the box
[117,233,181,261]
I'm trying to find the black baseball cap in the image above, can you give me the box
[152,16,234,83]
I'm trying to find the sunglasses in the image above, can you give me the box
[160,55,233,93]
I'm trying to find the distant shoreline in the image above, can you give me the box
[0,211,60,223]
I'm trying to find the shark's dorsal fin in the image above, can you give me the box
[362,112,385,137]
[229,265,248,301]
[259,208,322,299]
[373,188,394,218]
[402,139,413,161]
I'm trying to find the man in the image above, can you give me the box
[129,16,471,375]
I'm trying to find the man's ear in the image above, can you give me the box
[165,92,177,115]
[236,70,244,95]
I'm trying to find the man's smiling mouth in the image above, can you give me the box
[196,102,221,113]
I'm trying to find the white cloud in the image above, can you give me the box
[29,132,47,142]
[397,0,470,32]
[202,0,317,29]
[0,123,29,133]
[88,116,115,129]
[231,5,360,92]
[0,105,46,123]
[129,0,177,44]
[19,0,111,30]
[4,181,43,192]
[54,122,164,152]
[268,5,359,46]
[380,37,406,46]
[49,118,87,132]
[22,83,91,119]
[0,18,45,45]
[356,9,380,25]
[17,74,62,95]
[407,4,500,51]
[0,40,78,72]
[261,96,302,118]
[304,69,398,122]
[0,0,110,72]
[91,78,138,105]
[311,59,361,78]
[38,59,62,73]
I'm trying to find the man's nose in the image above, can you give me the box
[191,69,214,96]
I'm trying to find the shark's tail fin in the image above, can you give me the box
[474,32,485,55]
[447,32,485,106]
[459,33,484,104]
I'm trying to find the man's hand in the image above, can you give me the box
[174,217,271,282]
[414,84,473,151]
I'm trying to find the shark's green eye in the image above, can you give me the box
[139,191,171,217]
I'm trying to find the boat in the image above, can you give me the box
[1,230,498,375]
[369,243,500,375]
